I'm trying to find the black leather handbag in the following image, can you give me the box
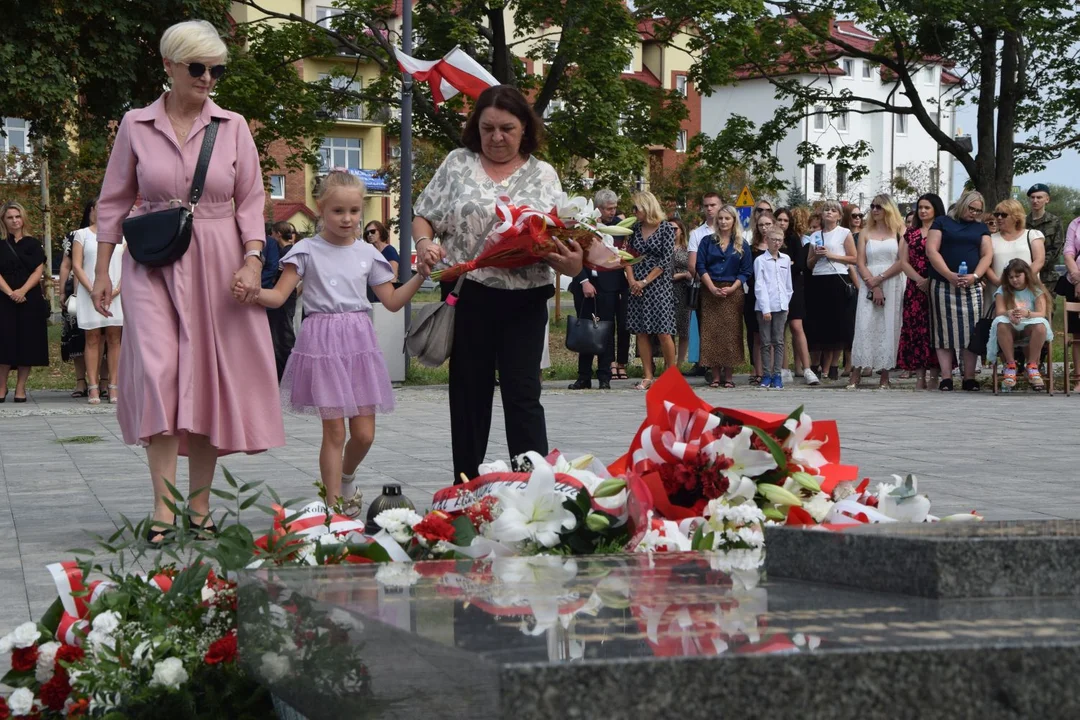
[123,119,220,267]
[566,298,614,356]
[687,279,701,309]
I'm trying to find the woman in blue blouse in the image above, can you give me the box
[926,190,993,391]
[696,205,753,388]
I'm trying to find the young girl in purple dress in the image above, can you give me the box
[240,171,427,511]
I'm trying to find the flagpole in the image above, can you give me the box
[399,0,414,359]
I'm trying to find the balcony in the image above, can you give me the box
[325,104,392,125]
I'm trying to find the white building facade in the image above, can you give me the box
[700,21,962,208]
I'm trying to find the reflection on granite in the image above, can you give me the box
[237,552,1080,719]
[765,520,1080,598]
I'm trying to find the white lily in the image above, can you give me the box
[487,462,578,548]
[550,193,592,221]
[596,223,633,236]
[803,492,836,522]
[782,414,829,471]
[712,427,777,486]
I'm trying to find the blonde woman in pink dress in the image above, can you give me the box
[92,20,285,543]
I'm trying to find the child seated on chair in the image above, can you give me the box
[986,258,1053,391]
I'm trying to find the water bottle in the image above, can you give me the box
[958,261,968,276]
[814,232,824,247]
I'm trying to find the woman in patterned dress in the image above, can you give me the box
[412,85,583,482]
[897,193,945,389]
[624,191,676,390]
[671,219,693,365]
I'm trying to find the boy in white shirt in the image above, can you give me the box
[754,230,794,389]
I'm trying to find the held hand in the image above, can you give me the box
[949,272,963,288]
[91,275,114,317]
[582,281,597,298]
[630,280,644,297]
[813,245,827,256]
[866,275,881,289]
[710,285,724,298]
[763,312,772,321]
[917,277,930,294]
[546,238,584,277]
[10,289,25,303]
[1068,269,1080,285]
[232,263,261,305]
[872,287,885,307]
[417,239,445,269]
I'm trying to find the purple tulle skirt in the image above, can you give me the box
[281,311,395,419]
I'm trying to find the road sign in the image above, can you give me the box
[737,206,753,233]
[735,185,755,207]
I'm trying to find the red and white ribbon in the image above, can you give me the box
[631,401,723,472]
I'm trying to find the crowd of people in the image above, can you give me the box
[567,183,1075,394]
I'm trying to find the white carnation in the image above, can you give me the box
[10,621,41,649]
[35,641,60,683]
[804,492,835,523]
[318,532,344,547]
[8,687,35,716]
[91,610,121,635]
[374,508,423,544]
[149,657,188,691]
[375,562,421,588]
[260,652,291,683]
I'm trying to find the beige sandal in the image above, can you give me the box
[108,384,119,404]
[88,387,101,405]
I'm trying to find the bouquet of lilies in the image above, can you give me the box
[430,193,640,282]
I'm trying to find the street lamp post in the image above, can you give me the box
[398,0,414,358]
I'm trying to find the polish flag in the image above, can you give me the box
[394,45,499,105]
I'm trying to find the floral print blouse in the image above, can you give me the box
[414,148,564,290]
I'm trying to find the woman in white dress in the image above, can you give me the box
[71,199,124,405]
[849,194,905,389]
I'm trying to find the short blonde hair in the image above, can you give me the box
[711,205,743,255]
[866,194,905,236]
[951,190,986,222]
[160,20,227,63]
[820,199,843,219]
[314,170,366,204]
[630,191,665,225]
[994,198,1026,231]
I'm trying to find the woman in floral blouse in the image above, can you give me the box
[412,85,583,483]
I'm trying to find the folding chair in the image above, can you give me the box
[992,331,1053,395]
[1064,301,1080,396]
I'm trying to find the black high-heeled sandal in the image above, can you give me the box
[146,515,176,546]
[71,378,88,398]
[193,520,218,541]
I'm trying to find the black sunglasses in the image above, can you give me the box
[180,61,227,80]
[870,204,884,211]
[850,213,864,219]
[992,212,1008,218]
[365,228,379,235]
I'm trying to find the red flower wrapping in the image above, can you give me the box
[344,554,374,564]
[39,671,72,711]
[413,513,456,545]
[204,632,238,665]
[10,645,38,672]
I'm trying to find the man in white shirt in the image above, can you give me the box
[684,193,722,377]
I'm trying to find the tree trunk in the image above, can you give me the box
[993,30,1021,206]
[487,7,515,85]
[972,25,1000,205]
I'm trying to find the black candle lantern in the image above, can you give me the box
[364,483,416,535]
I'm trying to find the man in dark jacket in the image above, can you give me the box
[568,189,625,390]
[264,221,297,380]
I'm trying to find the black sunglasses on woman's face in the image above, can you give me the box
[179,61,227,80]
[850,212,863,219]
[992,212,1008,219]
[365,228,379,235]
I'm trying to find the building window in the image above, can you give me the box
[895,114,908,135]
[813,106,825,131]
[624,55,634,73]
[676,130,688,153]
[676,75,688,97]
[319,136,363,172]
[836,168,848,193]
[2,118,28,154]
[320,73,364,121]
[924,66,935,83]
[838,111,850,132]
[269,175,285,199]
[813,163,826,194]
[316,5,344,27]
[842,59,853,76]
[862,62,873,79]
[542,99,566,120]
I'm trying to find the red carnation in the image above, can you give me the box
[10,645,38,672]
[464,496,498,527]
[413,513,456,545]
[700,469,730,500]
[0,696,10,720]
[204,632,238,665]
[39,672,72,711]
[65,698,89,718]
[56,645,85,666]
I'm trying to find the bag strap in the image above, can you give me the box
[188,119,221,208]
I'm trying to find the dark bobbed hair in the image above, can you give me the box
[364,220,390,243]
[916,193,946,220]
[80,199,97,230]
[462,85,543,157]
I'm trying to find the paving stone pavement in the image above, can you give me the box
[2,379,1079,634]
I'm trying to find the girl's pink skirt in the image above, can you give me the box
[281,311,395,420]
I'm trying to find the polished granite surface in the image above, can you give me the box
[237,552,1080,719]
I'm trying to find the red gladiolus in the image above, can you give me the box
[39,672,72,711]
[10,645,38,672]
[413,513,456,545]
[204,632,238,665]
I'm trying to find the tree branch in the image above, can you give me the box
[533,9,580,115]
[1016,133,1080,153]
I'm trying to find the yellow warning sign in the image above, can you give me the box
[735,185,755,207]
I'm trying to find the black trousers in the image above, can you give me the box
[614,287,630,365]
[570,284,617,382]
[443,280,552,482]
[266,292,297,381]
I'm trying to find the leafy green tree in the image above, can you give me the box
[644,0,1080,205]
[231,0,688,194]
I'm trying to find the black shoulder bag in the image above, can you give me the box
[123,119,220,267]
[566,296,614,356]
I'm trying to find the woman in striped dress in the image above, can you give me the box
[925,191,993,391]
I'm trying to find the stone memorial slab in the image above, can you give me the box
[237,552,1080,719]
[765,520,1080,598]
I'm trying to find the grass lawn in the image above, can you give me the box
[25,296,1077,390]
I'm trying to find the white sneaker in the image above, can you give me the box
[803,368,820,386]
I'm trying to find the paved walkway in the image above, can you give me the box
[1,379,1077,633]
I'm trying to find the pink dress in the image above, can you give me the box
[96,94,285,456]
